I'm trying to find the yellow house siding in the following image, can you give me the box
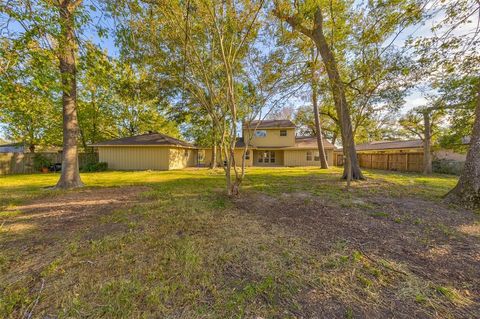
[203,148,213,167]
[244,128,295,147]
[284,149,334,167]
[98,146,170,170]
[234,149,253,167]
[200,148,252,167]
[168,148,197,170]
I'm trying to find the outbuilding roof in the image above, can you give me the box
[91,132,194,148]
[243,119,296,129]
[355,139,423,151]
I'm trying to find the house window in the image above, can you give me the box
[314,151,320,161]
[184,150,189,157]
[258,151,275,163]
[255,130,267,137]
[280,130,287,136]
[306,151,313,161]
[245,150,250,160]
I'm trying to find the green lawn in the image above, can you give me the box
[1,168,478,318]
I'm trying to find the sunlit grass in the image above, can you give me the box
[0,167,475,318]
[0,167,459,210]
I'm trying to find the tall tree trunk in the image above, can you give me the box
[309,8,362,179]
[423,111,432,174]
[55,0,84,189]
[311,47,328,169]
[445,81,480,208]
[211,124,217,169]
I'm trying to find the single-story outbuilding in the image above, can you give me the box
[92,133,198,170]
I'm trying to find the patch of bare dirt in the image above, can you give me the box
[0,186,149,284]
[234,191,480,318]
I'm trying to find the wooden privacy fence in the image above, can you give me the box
[0,152,98,175]
[357,152,424,172]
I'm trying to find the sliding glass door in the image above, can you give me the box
[258,151,276,164]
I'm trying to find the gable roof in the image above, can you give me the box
[91,132,194,148]
[356,139,423,151]
[243,119,296,129]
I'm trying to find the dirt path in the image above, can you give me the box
[234,192,480,318]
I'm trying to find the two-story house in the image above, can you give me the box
[201,119,335,167]
[93,119,336,170]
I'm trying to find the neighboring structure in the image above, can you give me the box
[92,133,197,170]
[334,139,467,173]
[0,142,25,153]
[92,120,336,171]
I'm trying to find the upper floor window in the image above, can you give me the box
[280,130,287,136]
[255,130,267,137]
[306,151,313,161]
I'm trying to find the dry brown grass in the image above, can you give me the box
[0,168,478,318]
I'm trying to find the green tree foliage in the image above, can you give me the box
[113,0,298,195]
[0,38,62,151]
[436,76,479,151]
[409,0,480,206]
[274,0,425,180]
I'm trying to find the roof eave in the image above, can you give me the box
[90,144,196,149]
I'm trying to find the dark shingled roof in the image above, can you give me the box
[91,132,194,148]
[356,139,423,151]
[243,119,296,129]
[292,136,335,149]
